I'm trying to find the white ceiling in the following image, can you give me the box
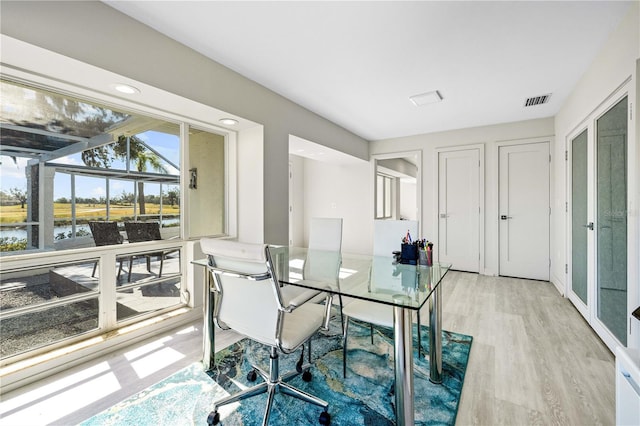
[104,1,632,142]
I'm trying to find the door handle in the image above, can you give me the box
[500,215,512,220]
[582,222,594,230]
[440,213,448,218]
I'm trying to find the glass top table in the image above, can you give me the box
[269,246,449,309]
[194,246,451,426]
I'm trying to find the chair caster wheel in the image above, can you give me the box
[319,410,331,425]
[302,370,312,382]
[247,369,258,382]
[207,411,220,425]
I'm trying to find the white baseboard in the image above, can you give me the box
[550,271,565,296]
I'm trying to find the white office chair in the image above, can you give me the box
[341,219,422,377]
[302,218,344,327]
[201,238,332,426]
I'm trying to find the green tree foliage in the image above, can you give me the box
[81,135,167,214]
[166,188,180,207]
[9,188,27,209]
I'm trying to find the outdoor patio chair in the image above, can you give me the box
[124,221,179,282]
[88,221,125,279]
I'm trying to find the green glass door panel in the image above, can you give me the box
[571,129,588,304]
[596,96,627,346]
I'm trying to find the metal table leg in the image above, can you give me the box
[202,269,215,370]
[429,281,442,384]
[393,297,415,426]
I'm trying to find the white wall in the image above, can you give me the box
[188,131,224,238]
[554,2,639,348]
[237,126,265,244]
[0,0,369,245]
[400,180,418,221]
[371,118,555,276]
[291,155,372,254]
[289,154,305,247]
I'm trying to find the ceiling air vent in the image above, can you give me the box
[524,93,552,107]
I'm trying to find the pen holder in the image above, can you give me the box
[419,249,433,266]
[400,243,418,265]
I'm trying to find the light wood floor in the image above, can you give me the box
[0,271,614,425]
[445,272,614,425]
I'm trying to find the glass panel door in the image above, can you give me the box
[571,129,588,305]
[596,96,627,346]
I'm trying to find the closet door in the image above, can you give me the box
[498,141,550,281]
[567,92,629,351]
[595,96,628,347]
[569,129,590,318]
[438,148,480,272]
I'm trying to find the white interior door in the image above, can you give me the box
[499,142,550,280]
[567,93,629,352]
[568,128,591,320]
[438,148,480,272]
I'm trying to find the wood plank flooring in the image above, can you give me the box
[0,271,614,425]
[442,272,614,425]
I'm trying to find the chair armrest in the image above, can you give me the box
[280,281,332,312]
[283,287,322,308]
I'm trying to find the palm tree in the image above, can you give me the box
[131,149,167,215]
[82,135,167,215]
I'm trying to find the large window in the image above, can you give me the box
[0,77,228,363]
[0,79,184,252]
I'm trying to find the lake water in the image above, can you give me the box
[0,224,91,241]
[1,219,180,241]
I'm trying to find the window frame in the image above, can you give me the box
[0,68,237,366]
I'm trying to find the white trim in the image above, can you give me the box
[180,122,190,240]
[226,131,238,239]
[371,150,422,235]
[565,124,591,321]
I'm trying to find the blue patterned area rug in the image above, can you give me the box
[82,318,472,425]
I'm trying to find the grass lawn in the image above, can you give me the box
[0,203,180,224]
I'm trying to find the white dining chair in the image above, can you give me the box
[302,218,345,325]
[341,219,422,377]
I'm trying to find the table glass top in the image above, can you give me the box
[194,246,450,310]
[270,246,450,310]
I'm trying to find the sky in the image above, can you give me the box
[0,131,180,201]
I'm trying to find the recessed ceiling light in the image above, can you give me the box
[110,83,140,95]
[219,118,239,126]
[409,90,443,106]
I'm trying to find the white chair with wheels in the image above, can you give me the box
[341,219,423,377]
[200,238,333,426]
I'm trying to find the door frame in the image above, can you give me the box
[565,124,591,321]
[372,150,422,234]
[434,144,485,275]
[564,78,637,351]
[496,137,552,280]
